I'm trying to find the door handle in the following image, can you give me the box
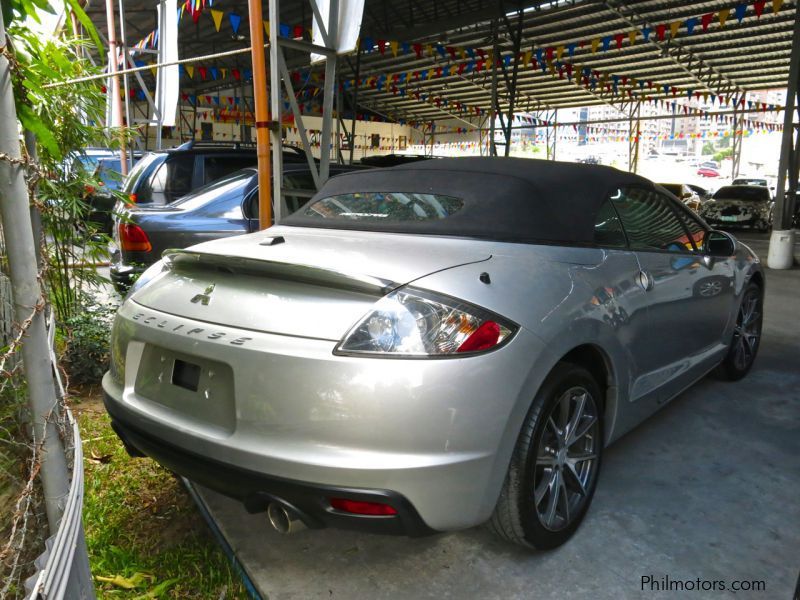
[636,271,654,292]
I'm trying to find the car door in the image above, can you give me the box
[609,185,731,401]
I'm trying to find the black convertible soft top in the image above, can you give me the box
[282,157,656,245]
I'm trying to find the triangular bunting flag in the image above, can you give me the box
[719,8,730,26]
[229,12,241,35]
[210,9,223,32]
[185,64,194,78]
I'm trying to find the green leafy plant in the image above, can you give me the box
[60,292,116,387]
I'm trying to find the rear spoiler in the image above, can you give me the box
[162,249,398,296]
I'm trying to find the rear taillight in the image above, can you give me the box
[118,223,152,252]
[329,498,398,516]
[128,193,138,204]
[335,287,516,357]
[84,185,95,195]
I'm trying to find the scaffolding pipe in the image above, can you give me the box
[249,0,272,229]
[104,0,128,172]
[268,0,282,220]
[118,0,132,170]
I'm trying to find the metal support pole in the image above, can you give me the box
[154,0,166,149]
[731,102,743,180]
[250,0,273,229]
[0,5,70,535]
[117,0,132,170]
[489,20,499,156]
[767,6,800,269]
[318,0,339,185]
[104,0,128,170]
[348,41,361,165]
[268,0,282,221]
[629,101,641,173]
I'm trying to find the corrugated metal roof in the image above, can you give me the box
[85,0,793,123]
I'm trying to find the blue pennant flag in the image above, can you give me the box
[229,13,241,35]
[735,3,747,23]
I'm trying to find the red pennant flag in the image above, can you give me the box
[656,24,667,40]
[232,69,240,80]
[701,12,714,31]
[198,66,207,80]
[377,39,386,54]
[446,46,456,60]
[614,33,624,49]
[754,0,766,17]
[413,43,422,58]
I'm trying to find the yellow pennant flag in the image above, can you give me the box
[628,30,636,46]
[426,44,434,56]
[150,64,157,77]
[220,68,227,79]
[556,45,564,60]
[772,0,784,13]
[523,50,532,67]
[390,41,399,57]
[670,21,681,38]
[719,8,730,26]
[591,38,600,53]
[427,69,434,80]
[185,64,194,78]
[210,9,223,32]
[460,48,466,60]
[263,20,270,36]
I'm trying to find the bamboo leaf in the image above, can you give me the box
[63,0,102,51]
[16,103,60,160]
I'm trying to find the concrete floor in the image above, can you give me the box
[194,232,800,600]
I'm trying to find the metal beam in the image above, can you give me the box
[768,5,800,270]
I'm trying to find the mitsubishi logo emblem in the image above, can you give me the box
[190,284,215,306]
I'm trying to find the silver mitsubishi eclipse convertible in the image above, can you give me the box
[102,157,764,549]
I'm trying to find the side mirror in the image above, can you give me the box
[703,230,735,258]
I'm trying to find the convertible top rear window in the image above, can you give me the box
[301,192,464,223]
[282,157,653,245]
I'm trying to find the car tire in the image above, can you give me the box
[488,362,603,550]
[714,281,763,381]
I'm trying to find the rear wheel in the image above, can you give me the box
[715,281,763,380]
[489,362,603,550]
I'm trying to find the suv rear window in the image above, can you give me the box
[299,192,464,223]
[146,155,195,204]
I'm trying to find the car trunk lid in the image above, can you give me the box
[130,226,492,340]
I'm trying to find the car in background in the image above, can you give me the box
[118,142,310,207]
[86,156,143,234]
[732,177,768,188]
[699,185,774,232]
[109,163,362,291]
[658,183,702,211]
[697,167,720,178]
[700,160,720,170]
[103,157,764,550]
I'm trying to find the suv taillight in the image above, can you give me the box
[118,223,152,252]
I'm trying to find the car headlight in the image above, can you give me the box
[125,259,170,299]
[335,287,517,357]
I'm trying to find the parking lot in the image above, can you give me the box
[190,234,799,599]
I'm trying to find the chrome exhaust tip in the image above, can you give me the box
[266,502,306,534]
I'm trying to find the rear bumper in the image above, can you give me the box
[102,300,548,532]
[105,394,435,536]
[110,262,144,292]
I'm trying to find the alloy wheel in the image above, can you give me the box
[732,288,761,372]
[698,280,723,297]
[533,386,600,532]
